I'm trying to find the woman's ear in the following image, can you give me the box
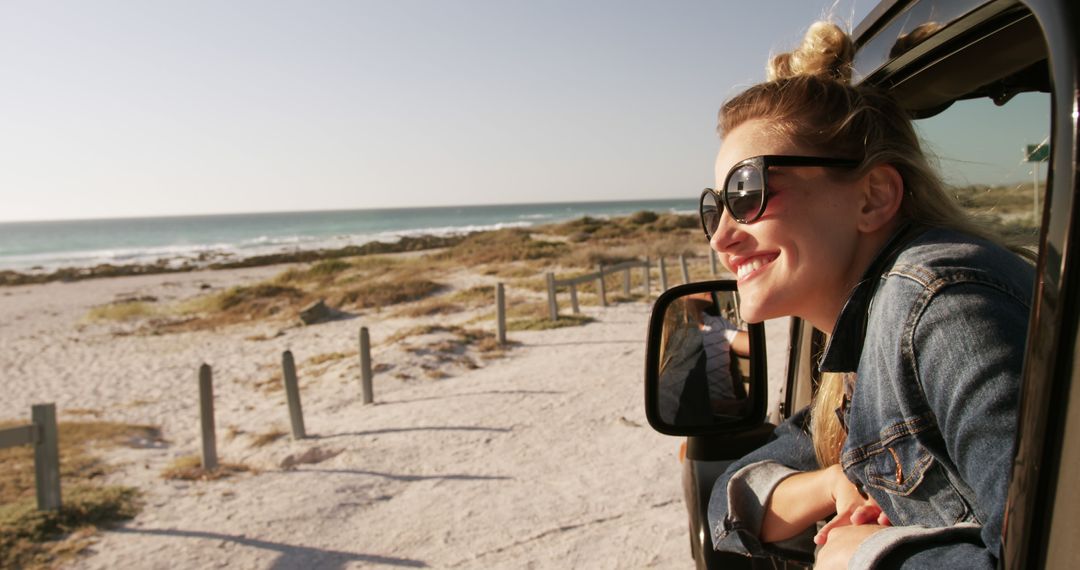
[857,164,904,233]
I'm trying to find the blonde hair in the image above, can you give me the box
[721,22,1034,467]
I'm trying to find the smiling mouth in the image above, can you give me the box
[735,254,779,280]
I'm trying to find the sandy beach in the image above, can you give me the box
[2,256,706,569]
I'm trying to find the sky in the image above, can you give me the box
[0,1,1047,222]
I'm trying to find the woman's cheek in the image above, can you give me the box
[761,191,781,218]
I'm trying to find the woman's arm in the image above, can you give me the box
[760,467,837,541]
[837,278,1030,568]
[761,463,884,543]
[730,330,751,356]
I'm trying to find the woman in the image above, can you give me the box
[701,22,1034,569]
[657,294,750,424]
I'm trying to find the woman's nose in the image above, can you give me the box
[710,208,741,252]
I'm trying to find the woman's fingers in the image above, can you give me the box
[816,504,889,545]
[849,505,882,525]
[814,514,846,545]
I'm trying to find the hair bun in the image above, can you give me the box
[767,22,854,82]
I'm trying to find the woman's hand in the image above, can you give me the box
[815,524,889,570]
[814,464,891,545]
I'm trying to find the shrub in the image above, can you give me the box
[436,229,568,264]
[628,210,659,224]
[336,279,442,308]
[84,301,157,322]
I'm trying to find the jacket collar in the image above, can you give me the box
[818,222,927,373]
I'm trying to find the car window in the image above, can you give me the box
[913,92,1050,243]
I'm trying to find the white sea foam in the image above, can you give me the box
[0,200,693,272]
[0,221,536,272]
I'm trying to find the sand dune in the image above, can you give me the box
[2,265,693,569]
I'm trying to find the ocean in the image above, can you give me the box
[0,199,695,271]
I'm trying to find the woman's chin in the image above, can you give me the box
[737,303,771,324]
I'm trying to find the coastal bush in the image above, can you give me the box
[628,210,659,224]
[217,284,305,311]
[335,278,442,308]
[308,259,351,276]
[0,485,141,569]
[84,300,158,322]
[394,300,464,318]
[435,229,568,264]
[0,421,162,505]
[495,300,594,330]
[384,324,457,344]
[548,216,605,236]
[652,213,699,231]
[170,283,309,328]
[160,456,250,481]
[510,314,594,331]
[0,420,158,569]
[481,264,545,279]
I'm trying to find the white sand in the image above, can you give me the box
[2,267,702,569]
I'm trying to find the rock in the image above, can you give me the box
[298,299,333,325]
[280,446,341,469]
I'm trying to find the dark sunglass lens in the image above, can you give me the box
[725,165,764,221]
[699,192,721,237]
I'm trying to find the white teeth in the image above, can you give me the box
[737,258,766,278]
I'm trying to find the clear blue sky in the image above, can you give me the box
[0,1,1046,222]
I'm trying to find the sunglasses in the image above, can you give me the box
[699,155,861,237]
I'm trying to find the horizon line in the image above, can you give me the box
[0,196,695,225]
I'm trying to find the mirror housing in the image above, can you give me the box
[644,280,767,436]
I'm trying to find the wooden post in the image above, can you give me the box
[596,264,607,307]
[622,267,631,295]
[569,284,580,314]
[680,254,690,283]
[359,327,374,404]
[32,404,61,511]
[198,364,218,471]
[282,351,306,439]
[546,272,558,321]
[643,258,651,296]
[710,250,718,276]
[495,284,507,345]
[659,257,668,291]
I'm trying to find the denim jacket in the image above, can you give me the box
[707,226,1034,568]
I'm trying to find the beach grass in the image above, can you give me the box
[249,429,288,448]
[434,228,569,265]
[160,455,250,481]
[84,300,159,322]
[0,420,159,569]
[334,277,443,309]
[0,485,141,570]
[510,314,595,331]
[77,213,714,334]
[3,195,1044,291]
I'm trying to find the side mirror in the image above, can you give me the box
[644,280,767,436]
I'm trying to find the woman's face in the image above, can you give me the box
[711,119,866,330]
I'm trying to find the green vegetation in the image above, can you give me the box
[250,429,287,448]
[0,421,158,569]
[510,314,594,331]
[160,456,250,481]
[435,229,568,265]
[84,300,158,322]
[335,278,443,308]
[0,485,141,570]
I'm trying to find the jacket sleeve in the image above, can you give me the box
[854,279,1028,568]
[706,407,820,563]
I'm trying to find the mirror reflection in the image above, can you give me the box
[657,290,752,426]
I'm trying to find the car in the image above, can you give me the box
[642,0,1078,568]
